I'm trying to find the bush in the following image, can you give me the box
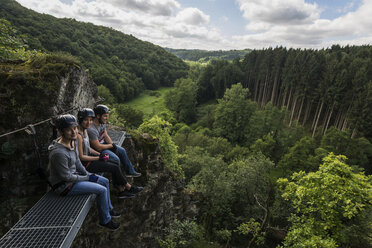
[138,116,184,178]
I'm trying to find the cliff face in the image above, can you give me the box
[0,56,97,235]
[73,133,197,248]
[54,65,97,115]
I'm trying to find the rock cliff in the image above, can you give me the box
[0,56,97,235]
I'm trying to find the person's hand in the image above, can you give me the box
[99,153,109,162]
[111,143,118,154]
[89,174,99,182]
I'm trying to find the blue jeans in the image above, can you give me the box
[68,175,113,224]
[103,146,137,175]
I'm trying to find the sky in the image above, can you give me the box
[15,0,372,50]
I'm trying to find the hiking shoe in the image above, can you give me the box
[118,190,135,199]
[126,172,141,178]
[109,210,121,218]
[128,186,144,194]
[99,220,120,231]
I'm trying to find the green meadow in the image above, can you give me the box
[123,87,173,117]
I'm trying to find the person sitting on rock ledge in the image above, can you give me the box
[76,108,143,199]
[87,104,141,178]
[48,114,120,231]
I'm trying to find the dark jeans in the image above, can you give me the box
[103,146,137,175]
[83,160,127,186]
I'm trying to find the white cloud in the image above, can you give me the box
[175,8,210,25]
[233,0,372,49]
[103,0,180,16]
[237,0,320,28]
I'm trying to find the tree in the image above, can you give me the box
[190,154,274,246]
[320,127,372,174]
[115,104,144,128]
[165,78,197,124]
[214,83,257,144]
[278,153,372,248]
[97,85,115,104]
[277,136,318,174]
[0,18,38,60]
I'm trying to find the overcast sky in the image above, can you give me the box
[16,0,372,50]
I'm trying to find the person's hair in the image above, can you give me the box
[78,108,95,124]
[93,104,110,116]
[55,114,78,131]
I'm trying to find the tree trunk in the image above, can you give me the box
[281,86,288,108]
[286,87,293,110]
[312,100,324,137]
[351,127,358,138]
[254,79,259,102]
[311,101,321,130]
[342,118,348,131]
[323,103,334,135]
[248,195,269,248]
[271,74,278,104]
[303,99,312,126]
[334,110,342,130]
[321,105,330,134]
[296,96,305,124]
[289,95,298,127]
[261,73,268,108]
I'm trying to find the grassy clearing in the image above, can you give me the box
[124,87,173,117]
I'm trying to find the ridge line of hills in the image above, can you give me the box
[0,0,188,102]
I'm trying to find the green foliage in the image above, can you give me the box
[277,136,319,174]
[247,103,287,145]
[197,59,244,101]
[158,219,207,248]
[97,85,115,105]
[214,83,257,145]
[165,78,197,124]
[114,104,144,128]
[105,106,125,128]
[0,18,41,60]
[165,48,251,62]
[173,128,233,159]
[138,116,183,178]
[178,146,223,183]
[278,153,372,248]
[320,127,372,174]
[194,103,216,130]
[190,154,274,245]
[236,218,265,246]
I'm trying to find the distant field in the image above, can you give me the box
[124,87,173,117]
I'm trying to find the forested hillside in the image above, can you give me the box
[194,46,372,141]
[165,48,251,62]
[159,47,372,247]
[0,0,188,102]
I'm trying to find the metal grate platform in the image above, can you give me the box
[0,129,127,248]
[107,130,126,146]
[0,191,95,248]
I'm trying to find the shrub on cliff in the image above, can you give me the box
[138,115,184,178]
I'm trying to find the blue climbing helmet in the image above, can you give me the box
[55,114,78,130]
[77,108,95,123]
[93,104,110,116]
